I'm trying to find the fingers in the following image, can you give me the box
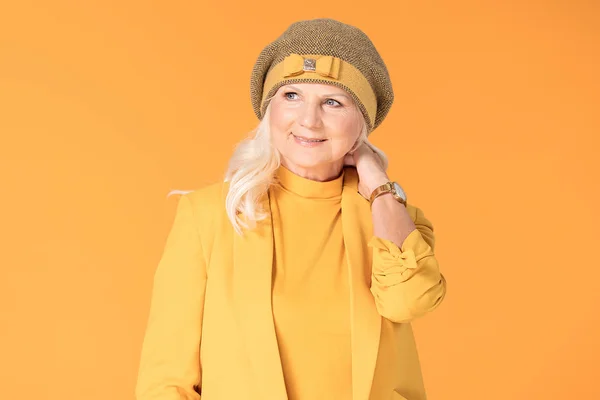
[344,153,356,166]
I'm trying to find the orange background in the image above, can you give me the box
[1,1,599,399]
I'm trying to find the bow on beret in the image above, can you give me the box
[282,53,341,79]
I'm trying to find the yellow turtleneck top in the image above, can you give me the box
[269,164,352,400]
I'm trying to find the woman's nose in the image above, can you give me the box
[297,101,323,129]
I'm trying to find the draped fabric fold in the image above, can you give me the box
[367,226,445,324]
[369,235,420,286]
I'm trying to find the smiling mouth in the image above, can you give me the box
[291,133,327,142]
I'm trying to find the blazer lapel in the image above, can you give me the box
[341,167,383,400]
[232,191,288,400]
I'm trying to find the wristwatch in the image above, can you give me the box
[369,181,407,207]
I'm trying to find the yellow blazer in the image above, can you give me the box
[135,167,447,400]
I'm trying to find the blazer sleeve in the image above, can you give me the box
[368,205,447,323]
[135,194,206,400]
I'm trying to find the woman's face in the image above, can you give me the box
[269,82,363,180]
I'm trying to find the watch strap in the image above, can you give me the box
[369,182,407,207]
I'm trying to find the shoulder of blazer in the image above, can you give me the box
[180,180,229,238]
[185,180,228,212]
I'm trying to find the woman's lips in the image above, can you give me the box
[291,133,327,147]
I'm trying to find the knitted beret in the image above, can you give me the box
[249,18,394,133]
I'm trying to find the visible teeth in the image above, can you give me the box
[295,135,324,142]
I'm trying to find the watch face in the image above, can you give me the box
[393,182,406,200]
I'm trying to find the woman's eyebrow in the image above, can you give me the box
[286,85,350,99]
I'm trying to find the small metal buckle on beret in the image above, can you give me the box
[303,58,316,72]
[282,53,341,79]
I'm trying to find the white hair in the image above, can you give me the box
[167,95,389,236]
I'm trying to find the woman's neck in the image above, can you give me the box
[280,159,344,182]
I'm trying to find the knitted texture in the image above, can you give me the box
[250,18,394,133]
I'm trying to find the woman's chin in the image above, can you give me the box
[286,159,321,169]
[282,155,344,171]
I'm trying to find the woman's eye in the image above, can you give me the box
[284,92,342,107]
[326,99,342,107]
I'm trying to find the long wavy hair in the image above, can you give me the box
[168,94,389,236]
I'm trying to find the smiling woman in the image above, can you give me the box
[270,82,365,178]
[136,18,446,400]
[222,92,388,234]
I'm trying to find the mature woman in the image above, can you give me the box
[135,18,447,400]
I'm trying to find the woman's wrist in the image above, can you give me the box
[365,174,390,195]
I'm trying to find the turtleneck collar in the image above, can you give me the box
[274,164,345,199]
